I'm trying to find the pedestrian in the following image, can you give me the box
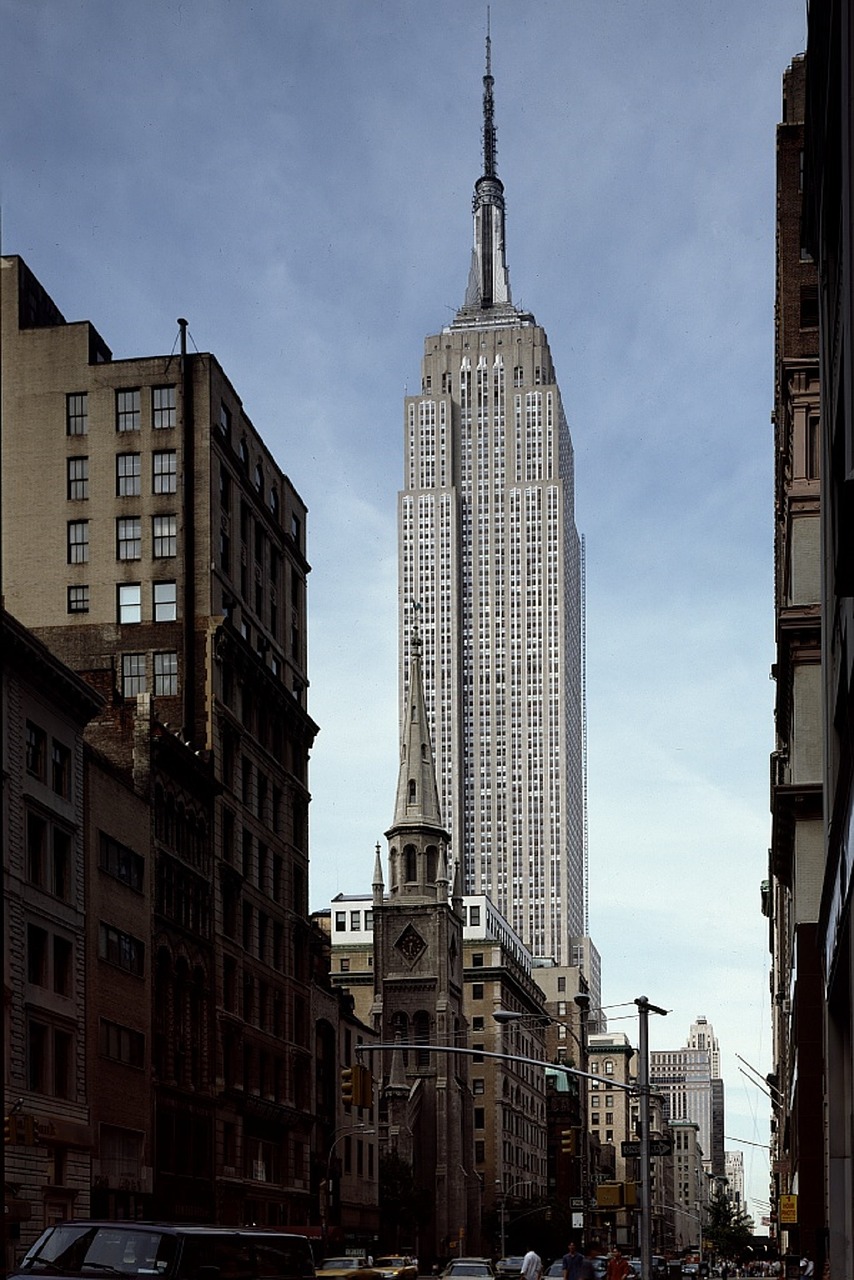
[521,1250,543,1280]
[563,1243,584,1280]
[606,1250,631,1280]
[580,1244,601,1280]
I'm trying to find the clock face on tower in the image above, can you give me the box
[395,924,427,967]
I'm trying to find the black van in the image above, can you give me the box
[11,1222,316,1280]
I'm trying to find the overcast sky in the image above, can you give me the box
[3,0,808,1223]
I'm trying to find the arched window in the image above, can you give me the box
[408,779,416,803]
[426,845,438,882]
[254,463,263,494]
[414,1011,430,1066]
[404,845,417,882]
[238,437,248,468]
[269,487,279,519]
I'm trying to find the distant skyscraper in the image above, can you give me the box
[398,35,584,963]
[650,1016,725,1177]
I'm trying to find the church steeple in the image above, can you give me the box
[385,614,449,898]
[391,617,443,832]
[460,22,513,316]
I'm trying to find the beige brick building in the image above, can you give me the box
[1,254,319,1228]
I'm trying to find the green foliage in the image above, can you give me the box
[702,1184,755,1262]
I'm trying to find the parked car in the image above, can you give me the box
[373,1259,418,1280]
[442,1261,495,1280]
[496,1259,527,1280]
[544,1263,565,1279]
[10,1223,316,1280]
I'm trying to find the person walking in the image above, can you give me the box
[521,1250,543,1280]
[563,1244,583,1280]
[606,1249,631,1280]
[579,1244,601,1280]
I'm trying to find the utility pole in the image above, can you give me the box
[636,998,667,1280]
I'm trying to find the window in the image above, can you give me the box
[472,1078,485,1095]
[800,286,819,329]
[557,976,566,992]
[604,1059,614,1076]
[471,952,484,967]
[153,514,177,557]
[100,832,144,891]
[66,392,88,436]
[116,389,141,432]
[53,937,72,996]
[117,452,141,496]
[67,456,88,500]
[51,740,71,797]
[350,911,361,930]
[153,580,177,621]
[154,651,178,696]
[118,583,142,623]
[117,517,142,560]
[474,1107,485,1129]
[469,905,481,927]
[68,520,89,563]
[335,912,346,932]
[153,449,177,493]
[340,958,350,973]
[28,1020,74,1098]
[100,1018,145,1068]
[27,925,48,985]
[122,653,147,697]
[152,385,176,429]
[99,923,145,976]
[53,829,71,900]
[67,584,89,614]
[472,983,484,1000]
[26,721,47,779]
[219,402,232,441]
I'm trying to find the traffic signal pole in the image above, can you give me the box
[635,998,667,1280]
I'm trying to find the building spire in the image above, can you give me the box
[460,19,513,317]
[390,612,444,832]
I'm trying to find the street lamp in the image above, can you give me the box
[323,1125,375,1252]
[496,1178,533,1259]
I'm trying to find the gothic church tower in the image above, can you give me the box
[371,624,479,1260]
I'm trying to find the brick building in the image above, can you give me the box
[1,254,319,1228]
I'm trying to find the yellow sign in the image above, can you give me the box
[779,1194,798,1225]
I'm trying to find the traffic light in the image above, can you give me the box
[355,1063,373,1108]
[561,1128,576,1155]
[341,1066,355,1106]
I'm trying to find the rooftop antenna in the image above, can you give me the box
[483,7,497,180]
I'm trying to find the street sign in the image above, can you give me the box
[621,1139,673,1157]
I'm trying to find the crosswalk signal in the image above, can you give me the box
[561,1128,576,1155]
[341,1066,355,1106]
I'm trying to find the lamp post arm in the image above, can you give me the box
[356,1041,635,1092]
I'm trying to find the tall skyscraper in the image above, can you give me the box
[398,36,584,964]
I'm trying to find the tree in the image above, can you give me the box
[703,1183,755,1262]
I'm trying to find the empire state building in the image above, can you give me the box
[398,37,585,963]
